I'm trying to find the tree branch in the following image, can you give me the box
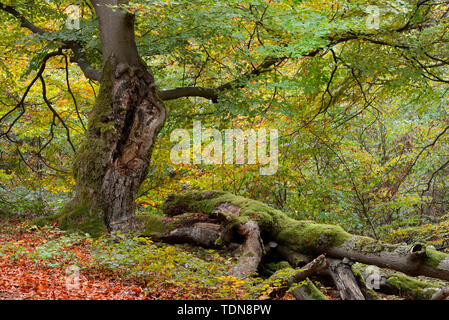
[0,2,102,81]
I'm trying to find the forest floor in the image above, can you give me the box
[0,216,406,300]
[0,216,302,300]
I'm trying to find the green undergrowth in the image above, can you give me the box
[0,218,262,299]
[0,222,89,268]
[31,203,107,238]
[89,233,262,299]
[385,218,449,253]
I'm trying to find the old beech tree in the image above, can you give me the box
[2,0,449,299]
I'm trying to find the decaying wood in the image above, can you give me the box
[275,245,312,267]
[162,222,223,248]
[356,265,444,300]
[160,191,449,282]
[291,278,328,300]
[327,258,365,300]
[263,254,328,299]
[230,221,263,278]
[431,288,449,300]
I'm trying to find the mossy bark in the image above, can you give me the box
[159,191,449,282]
[355,265,445,300]
[291,279,328,300]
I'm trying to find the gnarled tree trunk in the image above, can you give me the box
[59,0,165,235]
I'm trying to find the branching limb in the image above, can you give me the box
[0,50,63,138]
[263,254,328,299]
[39,76,76,153]
[0,2,101,81]
[63,55,87,132]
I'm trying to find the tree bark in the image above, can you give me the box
[60,0,166,235]
[327,258,365,300]
[230,221,263,278]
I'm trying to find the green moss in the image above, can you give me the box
[293,279,328,300]
[353,236,385,253]
[276,220,351,254]
[425,247,448,268]
[138,214,166,238]
[86,60,114,136]
[215,237,224,246]
[386,273,441,300]
[57,202,107,238]
[352,265,366,286]
[267,261,291,272]
[72,59,115,196]
[32,213,62,227]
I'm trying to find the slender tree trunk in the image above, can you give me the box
[60,0,166,235]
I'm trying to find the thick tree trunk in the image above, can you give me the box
[145,191,449,285]
[59,1,165,235]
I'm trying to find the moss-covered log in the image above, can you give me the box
[291,279,328,300]
[262,254,328,299]
[158,191,449,282]
[355,265,446,300]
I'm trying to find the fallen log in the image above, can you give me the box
[327,258,365,300]
[291,278,328,300]
[262,254,328,299]
[354,265,445,300]
[153,191,449,282]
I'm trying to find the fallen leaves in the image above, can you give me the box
[0,218,146,300]
[0,218,253,300]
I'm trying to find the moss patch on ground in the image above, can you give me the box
[137,214,166,238]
